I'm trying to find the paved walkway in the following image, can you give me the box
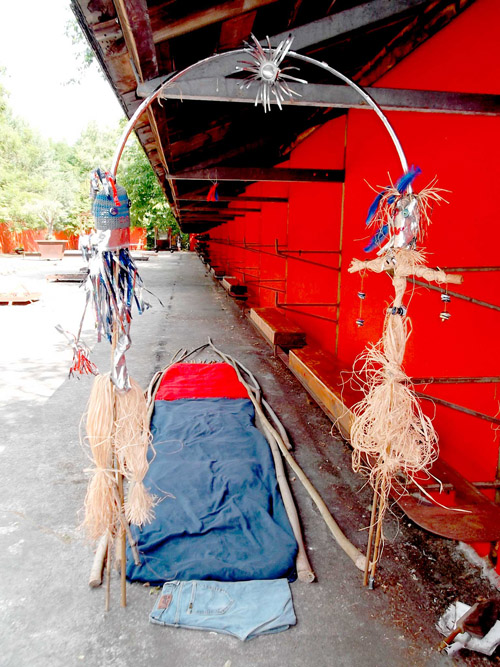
[0,252,490,666]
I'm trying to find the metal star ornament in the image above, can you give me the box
[236,34,307,112]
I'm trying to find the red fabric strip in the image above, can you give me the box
[155,363,249,401]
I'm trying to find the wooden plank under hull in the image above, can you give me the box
[283,344,500,543]
[249,307,306,349]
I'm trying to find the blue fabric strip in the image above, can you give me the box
[127,398,298,584]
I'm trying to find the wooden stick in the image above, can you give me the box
[110,484,141,566]
[363,480,380,587]
[105,540,112,612]
[368,478,387,587]
[89,533,109,588]
[118,472,127,607]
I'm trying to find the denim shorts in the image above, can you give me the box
[150,579,296,641]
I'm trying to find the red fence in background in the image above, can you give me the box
[0,223,147,254]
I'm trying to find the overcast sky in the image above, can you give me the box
[0,0,124,143]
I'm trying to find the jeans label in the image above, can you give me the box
[158,594,173,610]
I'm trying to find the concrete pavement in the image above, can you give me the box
[0,252,494,666]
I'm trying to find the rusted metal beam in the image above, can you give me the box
[415,392,500,426]
[434,266,500,273]
[412,376,500,385]
[138,78,500,116]
[180,207,261,213]
[170,167,345,183]
[181,213,245,219]
[271,0,429,50]
[177,195,287,203]
[408,278,500,312]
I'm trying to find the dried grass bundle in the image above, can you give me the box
[83,374,119,540]
[351,312,438,494]
[114,378,155,526]
[83,373,154,543]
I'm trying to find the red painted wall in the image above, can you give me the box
[205,0,500,569]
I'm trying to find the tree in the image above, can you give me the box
[0,68,181,248]
[22,199,64,239]
[119,135,183,247]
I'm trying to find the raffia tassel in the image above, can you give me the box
[83,372,154,541]
[114,377,155,527]
[83,470,120,541]
[350,311,438,522]
[125,481,155,526]
[83,373,117,540]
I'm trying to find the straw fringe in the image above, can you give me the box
[82,373,154,543]
[350,251,439,539]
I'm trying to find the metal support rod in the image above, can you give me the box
[276,302,340,307]
[411,376,500,385]
[276,248,342,255]
[434,266,500,273]
[408,278,500,313]
[405,480,500,491]
[275,240,341,271]
[208,238,342,269]
[415,392,500,425]
[275,306,338,323]
[247,282,286,294]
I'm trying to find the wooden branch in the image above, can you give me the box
[88,533,109,588]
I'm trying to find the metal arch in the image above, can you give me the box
[111,47,409,183]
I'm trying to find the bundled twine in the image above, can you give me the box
[83,374,119,541]
[82,373,155,542]
[351,312,438,494]
[350,249,440,555]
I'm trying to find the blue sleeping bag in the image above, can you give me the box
[126,398,298,584]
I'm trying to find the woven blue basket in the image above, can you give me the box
[92,185,130,231]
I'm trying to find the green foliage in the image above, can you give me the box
[0,70,178,245]
[64,17,104,85]
[119,137,183,247]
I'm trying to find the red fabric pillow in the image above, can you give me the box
[155,363,249,401]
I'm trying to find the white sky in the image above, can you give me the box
[0,0,124,143]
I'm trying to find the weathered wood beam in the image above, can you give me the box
[218,10,257,50]
[170,167,345,183]
[180,214,244,220]
[140,0,429,84]
[287,0,305,29]
[150,0,279,45]
[115,0,158,81]
[271,0,429,50]
[177,195,288,203]
[137,77,500,116]
[180,207,261,213]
